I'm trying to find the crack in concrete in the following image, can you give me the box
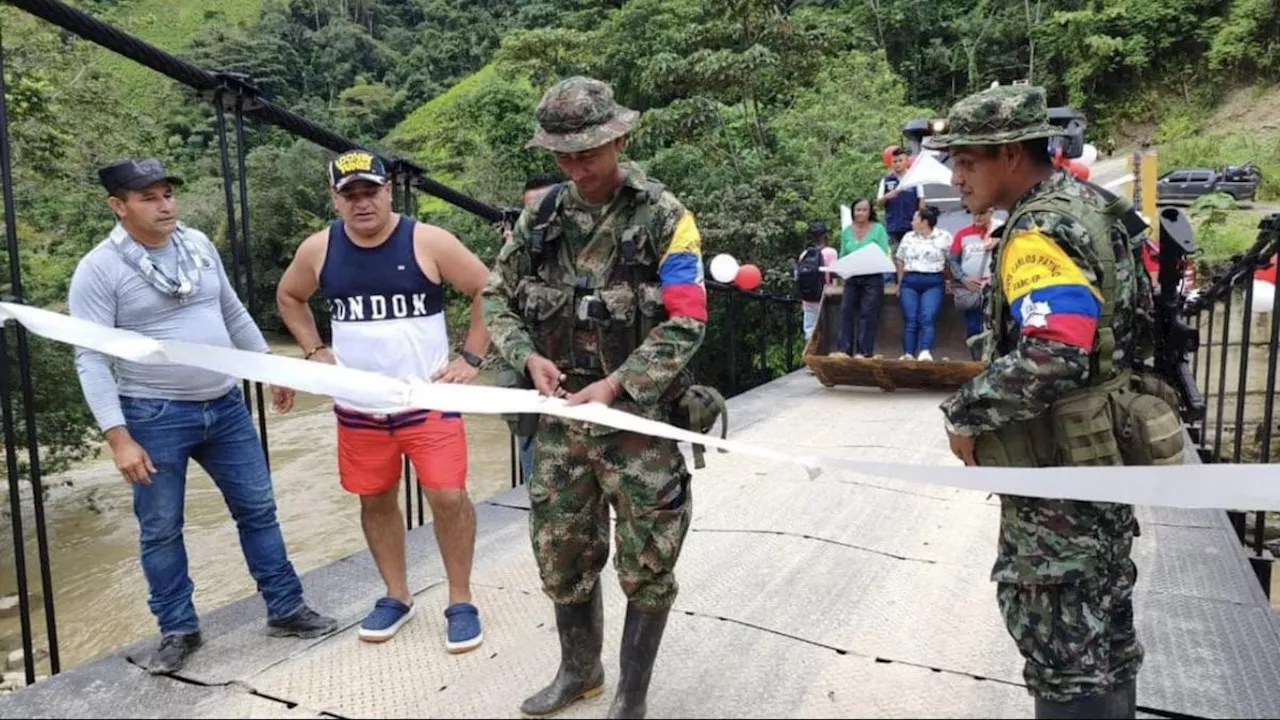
[671,606,1024,689]
[671,608,1205,719]
[120,562,1213,720]
[124,655,338,718]
[691,527,940,564]
[483,500,530,512]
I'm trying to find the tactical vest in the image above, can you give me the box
[973,180,1185,469]
[507,179,728,467]
[519,179,672,389]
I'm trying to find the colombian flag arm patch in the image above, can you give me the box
[658,211,708,322]
[1000,228,1102,350]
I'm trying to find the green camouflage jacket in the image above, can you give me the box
[481,163,707,420]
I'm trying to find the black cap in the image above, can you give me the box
[809,220,828,235]
[328,150,390,192]
[98,158,184,195]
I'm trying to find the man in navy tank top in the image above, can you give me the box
[276,150,492,652]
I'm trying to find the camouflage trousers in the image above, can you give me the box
[526,417,693,612]
[993,495,1144,703]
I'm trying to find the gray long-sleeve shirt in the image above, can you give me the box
[67,227,270,433]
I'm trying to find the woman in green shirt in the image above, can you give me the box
[834,198,892,357]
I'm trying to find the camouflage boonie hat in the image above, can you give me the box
[526,76,640,153]
[923,85,1065,150]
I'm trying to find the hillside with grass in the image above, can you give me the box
[94,0,264,113]
[1144,85,1280,265]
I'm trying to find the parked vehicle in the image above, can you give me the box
[1156,162,1261,203]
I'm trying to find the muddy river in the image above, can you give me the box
[0,359,517,674]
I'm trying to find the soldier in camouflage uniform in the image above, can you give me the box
[480,76,707,719]
[926,85,1157,719]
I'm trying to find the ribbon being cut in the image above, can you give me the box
[1,301,1276,511]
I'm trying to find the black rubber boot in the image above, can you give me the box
[519,586,605,716]
[606,603,671,720]
[1034,690,1117,719]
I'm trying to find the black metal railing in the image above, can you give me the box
[0,0,517,685]
[1180,211,1280,593]
[698,280,804,398]
[505,281,805,488]
[0,19,61,685]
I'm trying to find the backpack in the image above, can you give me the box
[796,247,824,302]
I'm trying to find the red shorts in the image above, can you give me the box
[335,406,468,496]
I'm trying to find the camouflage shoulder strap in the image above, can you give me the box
[619,178,669,270]
[992,186,1125,384]
[528,182,568,278]
[620,178,672,352]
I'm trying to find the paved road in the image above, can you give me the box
[1090,153,1133,187]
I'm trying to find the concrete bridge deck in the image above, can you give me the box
[1,371,1279,719]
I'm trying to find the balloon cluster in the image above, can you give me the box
[708,253,762,291]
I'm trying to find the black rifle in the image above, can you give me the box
[1152,207,1206,423]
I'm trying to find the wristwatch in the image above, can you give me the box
[460,349,483,368]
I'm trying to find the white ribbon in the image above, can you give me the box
[1,301,1276,511]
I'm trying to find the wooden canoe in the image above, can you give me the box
[803,283,987,392]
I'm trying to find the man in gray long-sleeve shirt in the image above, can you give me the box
[67,158,337,674]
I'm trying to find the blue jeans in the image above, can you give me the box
[963,307,984,338]
[899,271,945,356]
[837,274,884,356]
[123,386,304,637]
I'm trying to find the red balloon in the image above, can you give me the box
[1257,254,1277,285]
[734,264,762,291]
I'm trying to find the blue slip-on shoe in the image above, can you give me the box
[444,602,483,654]
[358,597,415,643]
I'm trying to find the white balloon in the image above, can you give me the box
[1251,280,1276,314]
[1079,143,1099,167]
[709,254,740,284]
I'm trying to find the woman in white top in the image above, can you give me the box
[893,205,953,361]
